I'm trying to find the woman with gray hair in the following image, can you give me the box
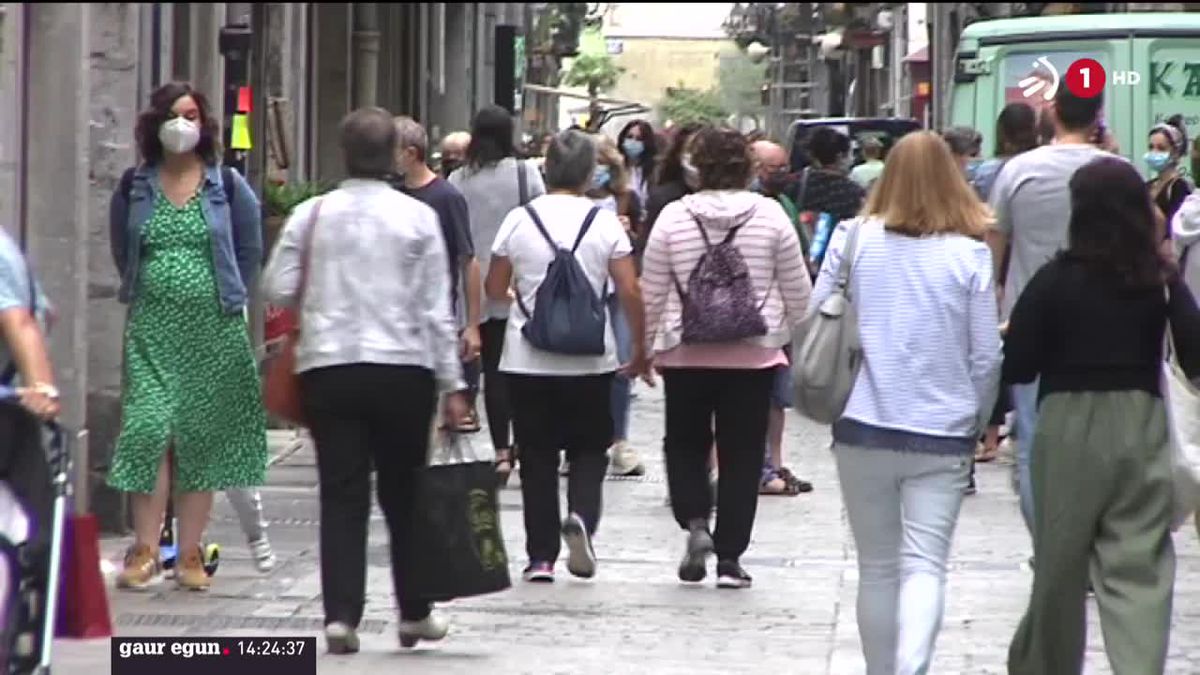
[264,107,468,654]
[484,130,648,583]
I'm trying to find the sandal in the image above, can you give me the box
[778,467,814,494]
[760,468,801,496]
[974,441,1000,463]
[495,449,513,487]
[451,408,482,434]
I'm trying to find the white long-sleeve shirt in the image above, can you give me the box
[262,179,464,393]
[811,217,1002,447]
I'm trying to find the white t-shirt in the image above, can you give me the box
[492,193,633,375]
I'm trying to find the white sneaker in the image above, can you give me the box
[324,622,359,654]
[249,536,276,573]
[398,613,449,648]
[608,441,645,477]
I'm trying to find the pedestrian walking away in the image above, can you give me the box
[987,84,1115,541]
[263,107,468,655]
[485,129,648,584]
[750,139,815,496]
[450,106,547,485]
[393,116,483,435]
[107,81,267,593]
[587,134,647,477]
[1004,156,1200,675]
[641,127,811,589]
[812,131,1001,675]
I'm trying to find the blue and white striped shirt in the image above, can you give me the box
[810,218,1003,455]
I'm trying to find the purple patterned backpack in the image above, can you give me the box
[672,215,769,344]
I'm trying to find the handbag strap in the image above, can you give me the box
[834,217,866,296]
[296,199,325,313]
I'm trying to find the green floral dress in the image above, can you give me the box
[108,192,267,494]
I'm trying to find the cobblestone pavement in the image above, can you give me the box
[55,383,1200,674]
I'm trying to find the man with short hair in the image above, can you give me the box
[849,136,885,188]
[749,139,813,497]
[394,116,482,431]
[439,131,471,178]
[987,86,1114,538]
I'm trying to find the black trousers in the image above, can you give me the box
[480,320,515,452]
[300,364,435,625]
[508,373,613,564]
[663,368,773,561]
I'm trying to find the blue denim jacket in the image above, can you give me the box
[109,163,263,314]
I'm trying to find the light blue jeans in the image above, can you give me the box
[1011,380,1039,537]
[835,443,970,675]
[608,295,632,442]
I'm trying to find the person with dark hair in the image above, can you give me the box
[617,119,658,207]
[107,81,265,592]
[645,122,705,230]
[795,126,866,271]
[987,85,1113,543]
[1146,114,1194,228]
[1005,156,1200,674]
[484,129,647,583]
[264,107,467,654]
[641,127,811,589]
[970,102,1038,202]
[449,106,546,485]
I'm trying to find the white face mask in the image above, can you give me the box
[159,117,201,155]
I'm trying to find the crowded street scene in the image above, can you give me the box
[2,2,1200,674]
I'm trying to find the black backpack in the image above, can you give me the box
[515,204,607,355]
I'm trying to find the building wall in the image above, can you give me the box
[607,37,735,111]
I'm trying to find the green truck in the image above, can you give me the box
[950,12,1200,179]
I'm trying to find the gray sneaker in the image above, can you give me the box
[325,622,360,654]
[561,513,596,579]
[678,526,713,583]
[248,536,276,573]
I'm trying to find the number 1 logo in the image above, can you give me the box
[1019,57,1061,102]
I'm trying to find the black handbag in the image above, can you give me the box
[409,432,511,602]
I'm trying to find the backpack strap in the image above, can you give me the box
[517,161,529,206]
[570,206,602,253]
[690,214,714,250]
[523,204,557,253]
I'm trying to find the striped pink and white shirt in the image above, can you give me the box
[640,191,812,369]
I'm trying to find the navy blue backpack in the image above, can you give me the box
[515,204,607,355]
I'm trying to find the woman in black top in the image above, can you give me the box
[1005,157,1200,675]
[644,123,704,232]
[1146,115,1193,229]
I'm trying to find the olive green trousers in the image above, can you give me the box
[1008,390,1175,675]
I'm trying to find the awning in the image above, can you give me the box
[904,45,929,64]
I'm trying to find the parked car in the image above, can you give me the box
[786,117,923,172]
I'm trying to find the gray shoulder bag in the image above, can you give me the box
[792,217,866,424]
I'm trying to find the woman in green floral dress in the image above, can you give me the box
[108,83,265,591]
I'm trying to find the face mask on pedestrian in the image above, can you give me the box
[762,170,789,195]
[682,155,701,190]
[622,139,644,161]
[836,154,853,174]
[592,165,612,190]
[1144,150,1173,174]
[159,117,201,155]
[441,157,463,178]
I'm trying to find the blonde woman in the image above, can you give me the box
[811,131,1001,674]
[587,136,644,477]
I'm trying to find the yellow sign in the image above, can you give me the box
[231,114,252,150]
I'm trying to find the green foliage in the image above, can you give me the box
[561,53,624,97]
[717,51,768,119]
[658,86,730,127]
[263,181,332,218]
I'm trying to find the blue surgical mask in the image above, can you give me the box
[592,165,611,189]
[622,139,645,160]
[749,176,763,192]
[1144,150,1173,173]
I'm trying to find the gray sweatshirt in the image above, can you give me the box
[262,179,464,393]
[449,157,546,320]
